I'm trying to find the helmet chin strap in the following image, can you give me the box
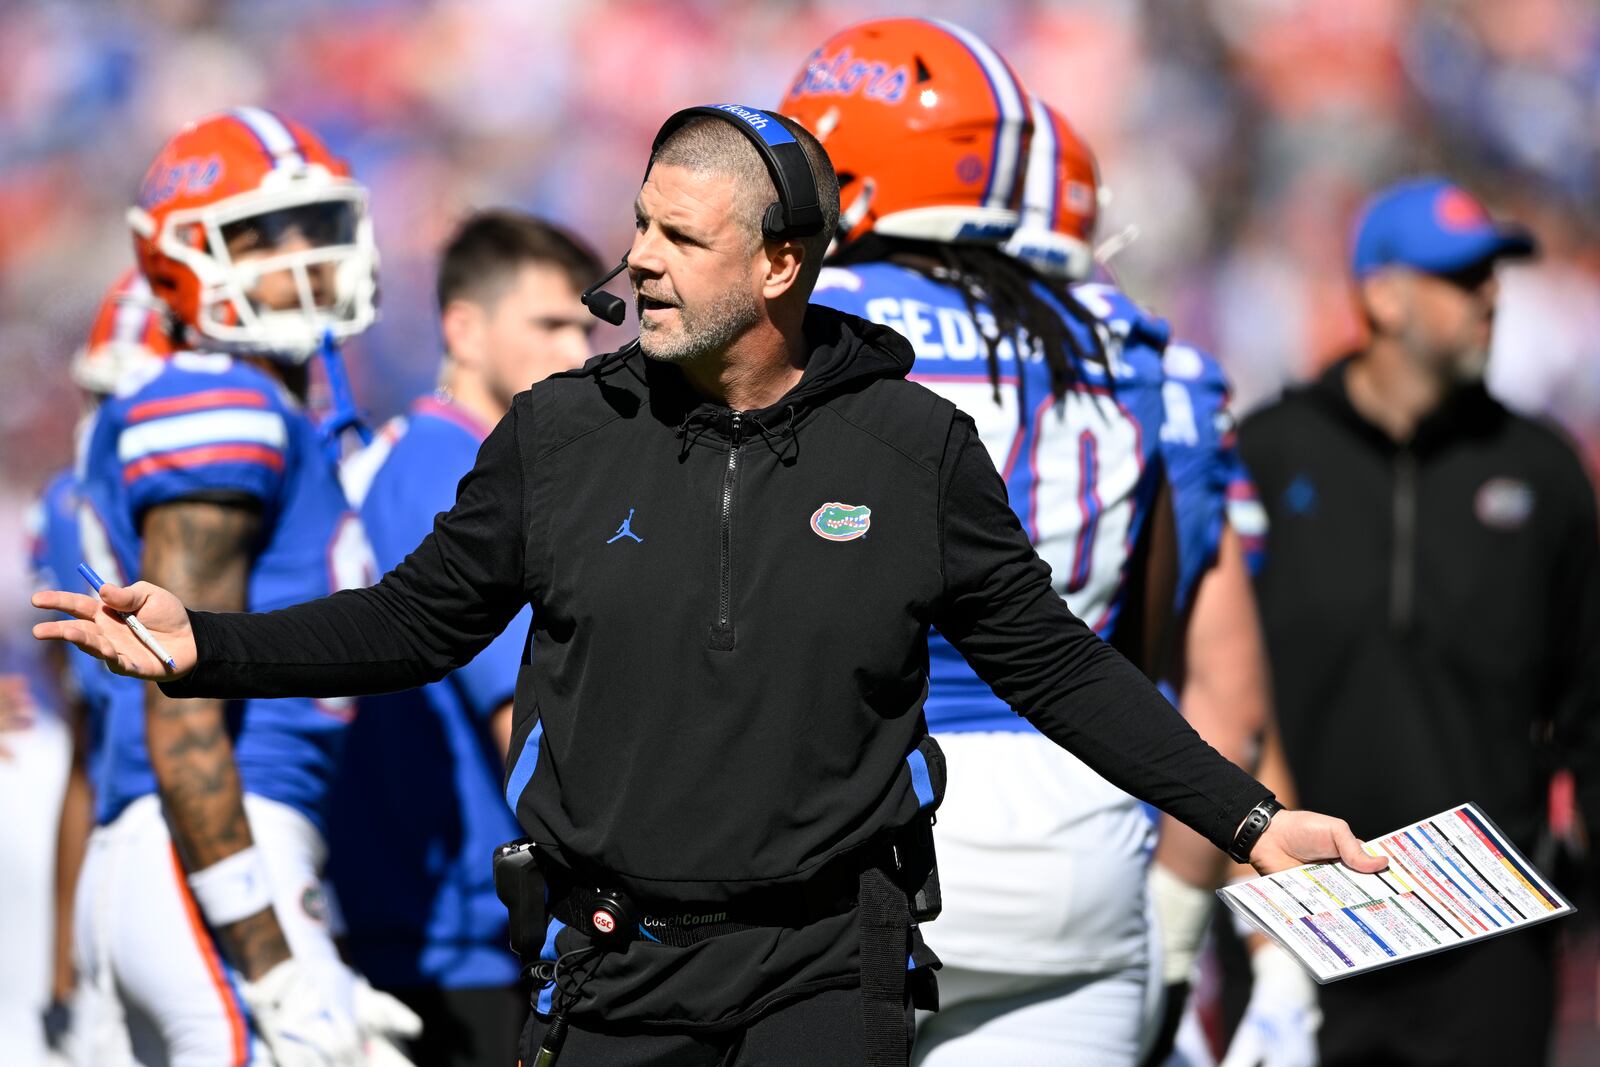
[314,328,372,461]
[1094,222,1140,265]
[837,178,876,243]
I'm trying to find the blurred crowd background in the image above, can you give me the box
[1,9,1597,706]
[3,0,1599,619]
[0,0,1597,1056]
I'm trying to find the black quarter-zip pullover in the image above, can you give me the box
[166,305,1268,1024]
[1240,357,1600,855]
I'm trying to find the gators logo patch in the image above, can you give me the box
[810,502,871,541]
[301,884,330,924]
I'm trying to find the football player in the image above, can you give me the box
[69,109,414,1066]
[1004,95,1311,1067]
[21,271,176,1064]
[328,209,599,1067]
[782,20,1180,1066]
[3,583,73,1064]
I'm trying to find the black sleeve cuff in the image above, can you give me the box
[1226,796,1284,863]
[1209,782,1277,854]
[156,609,220,699]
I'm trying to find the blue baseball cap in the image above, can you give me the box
[1351,177,1536,278]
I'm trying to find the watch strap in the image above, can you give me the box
[1227,798,1285,864]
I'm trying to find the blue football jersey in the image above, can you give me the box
[25,472,71,596]
[76,352,375,831]
[813,265,1168,734]
[328,394,529,990]
[28,469,130,731]
[1156,340,1268,607]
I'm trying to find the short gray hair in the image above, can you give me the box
[650,114,840,294]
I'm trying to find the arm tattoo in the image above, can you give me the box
[141,499,290,978]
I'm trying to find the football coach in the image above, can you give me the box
[34,104,1381,1067]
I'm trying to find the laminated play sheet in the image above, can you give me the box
[1219,802,1574,983]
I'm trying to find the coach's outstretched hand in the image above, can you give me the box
[1250,809,1388,875]
[32,580,196,680]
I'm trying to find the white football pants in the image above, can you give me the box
[72,793,349,1067]
[0,714,71,1066]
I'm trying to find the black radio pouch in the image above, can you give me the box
[894,734,946,923]
[897,810,942,923]
[492,838,549,968]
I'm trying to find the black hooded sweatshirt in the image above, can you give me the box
[1240,358,1600,857]
[165,306,1267,1024]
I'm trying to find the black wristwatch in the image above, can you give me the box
[1227,798,1284,864]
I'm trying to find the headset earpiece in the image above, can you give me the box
[762,202,790,241]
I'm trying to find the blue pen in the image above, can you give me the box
[77,564,177,672]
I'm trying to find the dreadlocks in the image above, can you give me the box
[830,234,1110,407]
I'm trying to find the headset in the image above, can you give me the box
[581,102,825,325]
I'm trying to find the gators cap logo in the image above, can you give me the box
[811,502,871,541]
[1436,187,1489,231]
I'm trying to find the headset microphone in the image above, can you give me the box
[583,103,822,330]
[581,255,629,326]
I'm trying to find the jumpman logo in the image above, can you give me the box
[607,508,643,544]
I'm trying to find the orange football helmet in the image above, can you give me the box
[1003,94,1103,282]
[779,17,1032,247]
[127,108,377,362]
[70,268,177,395]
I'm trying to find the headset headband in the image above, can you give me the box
[649,103,824,240]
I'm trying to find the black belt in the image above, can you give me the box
[538,842,931,1066]
[544,861,861,949]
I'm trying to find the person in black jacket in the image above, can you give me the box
[1238,176,1600,1067]
[34,108,1381,1067]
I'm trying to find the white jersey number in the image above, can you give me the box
[920,380,1144,632]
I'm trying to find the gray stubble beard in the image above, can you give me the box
[637,283,763,364]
